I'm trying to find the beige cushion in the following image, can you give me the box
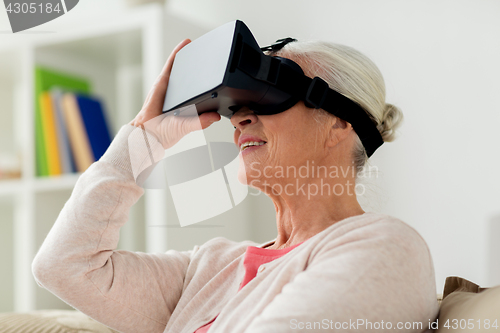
[436,276,500,332]
[0,310,119,333]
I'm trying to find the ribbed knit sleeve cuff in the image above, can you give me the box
[99,124,166,183]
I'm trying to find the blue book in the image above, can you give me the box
[75,94,112,161]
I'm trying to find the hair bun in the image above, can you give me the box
[378,103,403,142]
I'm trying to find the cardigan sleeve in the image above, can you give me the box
[243,218,439,333]
[32,125,197,333]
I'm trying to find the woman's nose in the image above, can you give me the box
[230,108,259,129]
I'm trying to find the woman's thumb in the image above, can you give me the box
[199,112,221,129]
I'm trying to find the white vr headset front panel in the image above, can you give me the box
[163,21,237,112]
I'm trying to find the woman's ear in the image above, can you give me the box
[326,117,353,148]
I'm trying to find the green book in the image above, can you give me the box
[34,67,91,177]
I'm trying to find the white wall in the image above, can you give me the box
[166,0,500,292]
[0,199,14,312]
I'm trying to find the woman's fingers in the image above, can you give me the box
[173,111,221,134]
[169,112,221,145]
[149,39,192,110]
[131,39,191,127]
[141,111,220,150]
[161,39,191,78]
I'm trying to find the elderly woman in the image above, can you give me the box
[32,38,439,333]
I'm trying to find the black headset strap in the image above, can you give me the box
[260,37,297,53]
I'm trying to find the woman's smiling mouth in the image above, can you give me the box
[240,141,267,152]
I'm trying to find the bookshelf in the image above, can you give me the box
[0,4,185,312]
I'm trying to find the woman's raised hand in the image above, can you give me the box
[130,38,221,149]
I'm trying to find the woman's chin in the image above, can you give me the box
[237,170,261,188]
[237,172,249,185]
[237,156,259,185]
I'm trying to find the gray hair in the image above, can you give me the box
[272,41,403,173]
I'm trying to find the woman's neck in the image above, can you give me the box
[266,178,365,250]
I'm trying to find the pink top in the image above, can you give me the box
[194,241,305,333]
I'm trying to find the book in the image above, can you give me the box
[34,96,48,177]
[34,66,91,176]
[51,89,76,174]
[61,93,95,172]
[75,94,112,161]
[39,92,62,175]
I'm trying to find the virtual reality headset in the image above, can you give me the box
[162,20,383,157]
